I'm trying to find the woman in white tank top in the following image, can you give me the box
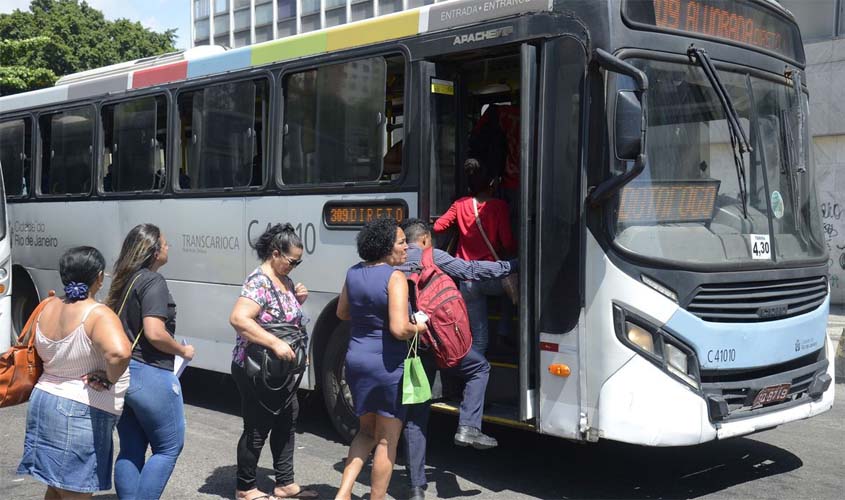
[17,246,131,499]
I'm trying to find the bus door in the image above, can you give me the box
[532,37,587,439]
[422,42,541,427]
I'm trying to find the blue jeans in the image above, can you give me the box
[461,279,512,354]
[114,359,185,500]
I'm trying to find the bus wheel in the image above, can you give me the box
[321,322,358,444]
[11,269,38,344]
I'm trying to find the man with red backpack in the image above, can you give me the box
[397,219,517,500]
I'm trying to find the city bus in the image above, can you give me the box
[0,0,835,446]
[0,160,10,352]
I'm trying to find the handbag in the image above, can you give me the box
[243,273,308,396]
[472,197,519,305]
[0,295,55,408]
[244,322,308,391]
[402,332,431,405]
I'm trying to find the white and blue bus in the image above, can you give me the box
[0,158,10,351]
[0,0,835,445]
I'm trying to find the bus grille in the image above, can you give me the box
[686,276,827,323]
[700,349,827,422]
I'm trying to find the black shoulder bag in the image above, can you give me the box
[243,275,308,414]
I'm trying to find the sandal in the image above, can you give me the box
[237,491,279,500]
[275,486,319,499]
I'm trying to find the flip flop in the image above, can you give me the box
[275,487,319,499]
[238,493,279,500]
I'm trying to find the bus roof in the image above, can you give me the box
[0,0,552,114]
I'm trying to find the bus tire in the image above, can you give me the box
[321,322,358,444]
[11,268,38,344]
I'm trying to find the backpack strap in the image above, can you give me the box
[418,246,439,286]
[473,197,501,261]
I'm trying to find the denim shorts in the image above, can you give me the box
[17,388,118,493]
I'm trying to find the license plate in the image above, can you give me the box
[752,384,791,407]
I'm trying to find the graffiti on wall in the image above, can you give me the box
[820,200,845,301]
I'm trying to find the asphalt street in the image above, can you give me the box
[1,370,842,500]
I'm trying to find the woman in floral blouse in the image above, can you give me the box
[228,223,317,500]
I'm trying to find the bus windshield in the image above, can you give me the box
[611,58,826,267]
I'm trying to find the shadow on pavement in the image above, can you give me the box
[199,464,333,499]
[179,367,806,500]
[417,412,804,499]
[181,367,349,445]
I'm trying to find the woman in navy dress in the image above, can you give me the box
[335,217,428,500]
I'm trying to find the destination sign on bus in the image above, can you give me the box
[617,180,720,223]
[623,0,802,62]
[323,200,407,229]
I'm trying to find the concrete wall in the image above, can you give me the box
[806,39,845,304]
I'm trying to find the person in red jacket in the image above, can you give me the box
[434,158,516,354]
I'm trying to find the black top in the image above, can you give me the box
[119,268,177,371]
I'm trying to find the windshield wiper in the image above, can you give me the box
[781,69,807,240]
[688,46,752,219]
[788,69,806,174]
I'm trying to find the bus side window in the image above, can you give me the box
[0,117,32,197]
[177,78,268,191]
[100,95,166,193]
[38,107,94,196]
[281,54,405,185]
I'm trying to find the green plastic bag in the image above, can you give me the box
[402,333,431,405]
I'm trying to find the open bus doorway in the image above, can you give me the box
[425,44,536,426]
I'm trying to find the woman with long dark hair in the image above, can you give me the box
[17,246,131,499]
[107,223,194,500]
[229,223,317,500]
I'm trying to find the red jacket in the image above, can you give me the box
[434,196,516,262]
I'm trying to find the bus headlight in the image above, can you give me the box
[613,304,701,390]
[626,322,655,354]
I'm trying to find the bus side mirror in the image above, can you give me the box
[587,48,649,207]
[615,91,642,161]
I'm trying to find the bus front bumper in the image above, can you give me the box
[596,336,836,446]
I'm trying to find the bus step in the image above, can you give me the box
[431,400,533,430]
[430,360,518,405]
[486,360,519,405]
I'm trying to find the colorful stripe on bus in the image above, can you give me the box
[0,0,552,114]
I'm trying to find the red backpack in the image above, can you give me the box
[407,247,473,368]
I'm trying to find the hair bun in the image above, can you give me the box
[464,158,481,175]
[64,282,90,302]
[280,223,296,234]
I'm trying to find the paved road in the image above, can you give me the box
[1,370,843,499]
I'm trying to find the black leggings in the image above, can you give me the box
[231,361,300,491]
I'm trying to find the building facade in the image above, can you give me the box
[191,0,439,48]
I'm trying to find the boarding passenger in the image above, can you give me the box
[335,217,428,500]
[228,223,317,500]
[398,218,514,499]
[434,158,517,354]
[17,247,131,499]
[107,224,194,500]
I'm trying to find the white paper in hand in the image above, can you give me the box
[173,339,190,378]
[413,311,429,325]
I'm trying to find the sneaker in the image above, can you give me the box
[453,425,498,450]
[408,486,425,500]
